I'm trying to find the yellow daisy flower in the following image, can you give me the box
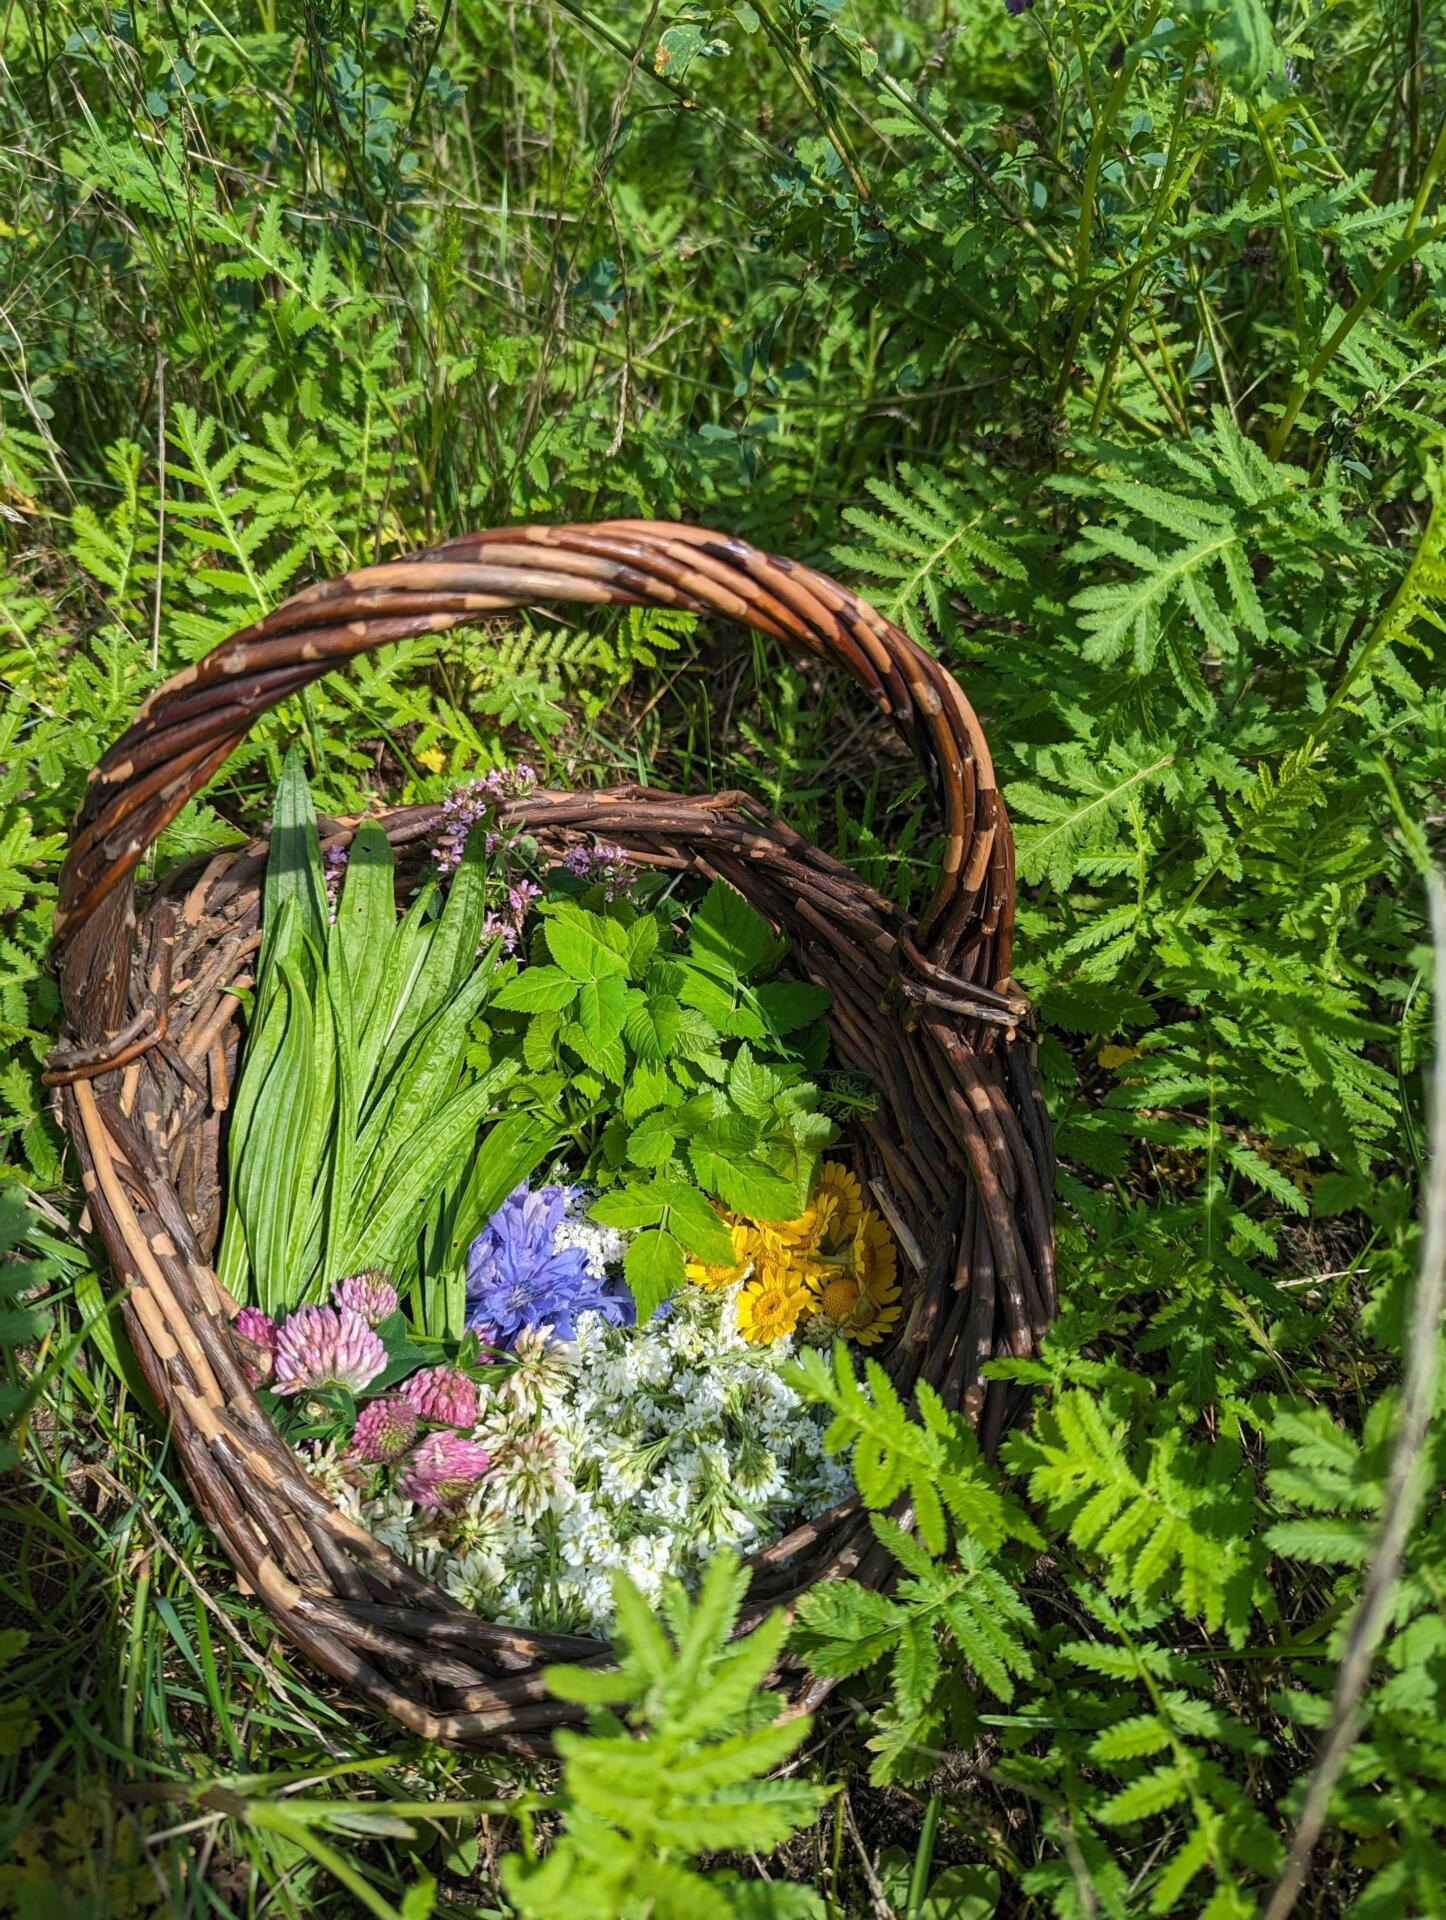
[816,1266,864,1324]
[841,1282,902,1346]
[849,1209,898,1292]
[814,1161,864,1248]
[735,1263,816,1345]
[685,1218,762,1290]
[814,1210,902,1346]
[766,1161,864,1255]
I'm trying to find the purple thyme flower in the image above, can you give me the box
[273,1305,387,1397]
[480,910,519,955]
[398,1432,493,1509]
[465,1182,634,1347]
[349,1396,420,1463]
[233,1306,277,1384]
[477,877,543,957]
[559,841,636,901]
[331,1269,399,1327]
[431,765,539,876]
[399,1364,481,1429]
[1005,0,1032,14]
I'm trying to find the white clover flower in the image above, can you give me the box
[488,1427,575,1521]
[496,1323,578,1417]
[299,1439,362,1514]
[445,1547,509,1608]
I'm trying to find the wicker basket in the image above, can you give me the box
[49,521,1054,1751]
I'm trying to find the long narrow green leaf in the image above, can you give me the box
[324,934,360,1291]
[332,820,396,1020]
[288,935,340,1296]
[240,957,316,1314]
[348,953,500,1216]
[415,822,492,1012]
[356,887,439,1098]
[262,747,328,983]
[217,898,298,1295]
[348,1064,518,1275]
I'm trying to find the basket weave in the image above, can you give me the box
[50,521,1055,1751]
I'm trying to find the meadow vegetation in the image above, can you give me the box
[2,0,1445,1911]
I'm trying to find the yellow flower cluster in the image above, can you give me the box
[685,1162,902,1348]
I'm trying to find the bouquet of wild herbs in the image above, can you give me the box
[222,756,901,1632]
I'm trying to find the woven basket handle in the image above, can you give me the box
[53,521,1014,1043]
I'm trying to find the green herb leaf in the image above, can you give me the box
[624,1228,685,1319]
[494,965,579,1012]
[546,908,629,982]
[688,878,779,980]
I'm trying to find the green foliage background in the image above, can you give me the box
[1,0,1445,1911]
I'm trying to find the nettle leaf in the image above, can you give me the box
[594,1179,734,1263]
[752,979,831,1035]
[590,1186,670,1230]
[523,1008,563,1070]
[687,1110,759,1190]
[545,908,629,982]
[624,990,683,1061]
[688,877,779,979]
[660,1184,737,1264]
[625,915,659,972]
[576,973,631,1048]
[494,965,578,1012]
[622,1060,673,1120]
[625,1227,685,1318]
[562,1023,627,1083]
[677,962,751,1034]
[728,1045,782,1119]
[628,1109,682,1169]
[711,1155,799,1222]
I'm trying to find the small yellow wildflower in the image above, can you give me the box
[850,1209,898,1293]
[735,1262,816,1345]
[842,1282,902,1346]
[685,1219,762,1289]
[765,1161,864,1254]
[814,1209,902,1345]
[814,1162,864,1247]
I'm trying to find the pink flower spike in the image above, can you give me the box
[273,1305,387,1397]
[233,1307,277,1384]
[349,1397,420,1464]
[398,1432,492,1509]
[399,1364,480,1429]
[332,1269,399,1327]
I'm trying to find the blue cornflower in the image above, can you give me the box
[464,1182,632,1346]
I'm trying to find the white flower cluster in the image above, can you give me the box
[551,1212,629,1281]
[349,1289,854,1637]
